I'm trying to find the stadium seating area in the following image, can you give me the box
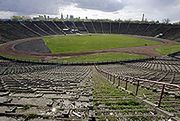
[0,57,180,120]
[0,20,180,120]
[0,59,93,120]
[1,20,180,43]
[96,57,180,120]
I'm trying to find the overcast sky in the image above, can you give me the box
[0,0,180,22]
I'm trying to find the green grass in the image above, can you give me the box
[0,52,41,62]
[51,52,146,63]
[92,71,153,121]
[0,54,38,61]
[156,44,180,55]
[0,51,145,64]
[44,34,160,54]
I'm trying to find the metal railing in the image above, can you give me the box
[95,66,180,108]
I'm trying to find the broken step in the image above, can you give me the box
[5,107,17,113]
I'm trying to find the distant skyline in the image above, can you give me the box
[0,0,180,22]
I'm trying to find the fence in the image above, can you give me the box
[95,66,180,108]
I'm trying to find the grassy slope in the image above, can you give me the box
[51,52,146,63]
[156,44,180,55]
[44,34,160,54]
[92,70,154,121]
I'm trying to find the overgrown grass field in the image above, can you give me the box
[156,44,180,55]
[52,52,146,63]
[44,34,160,54]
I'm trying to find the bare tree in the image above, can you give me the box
[162,18,170,24]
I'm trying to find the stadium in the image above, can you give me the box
[0,1,180,121]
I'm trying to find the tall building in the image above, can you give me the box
[70,15,74,20]
[61,13,64,19]
[44,15,47,20]
[142,14,145,22]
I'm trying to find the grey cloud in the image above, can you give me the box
[0,0,125,15]
[72,0,125,12]
[127,0,179,9]
[0,0,180,22]
[0,0,61,15]
[124,0,180,21]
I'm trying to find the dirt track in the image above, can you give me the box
[0,35,177,60]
